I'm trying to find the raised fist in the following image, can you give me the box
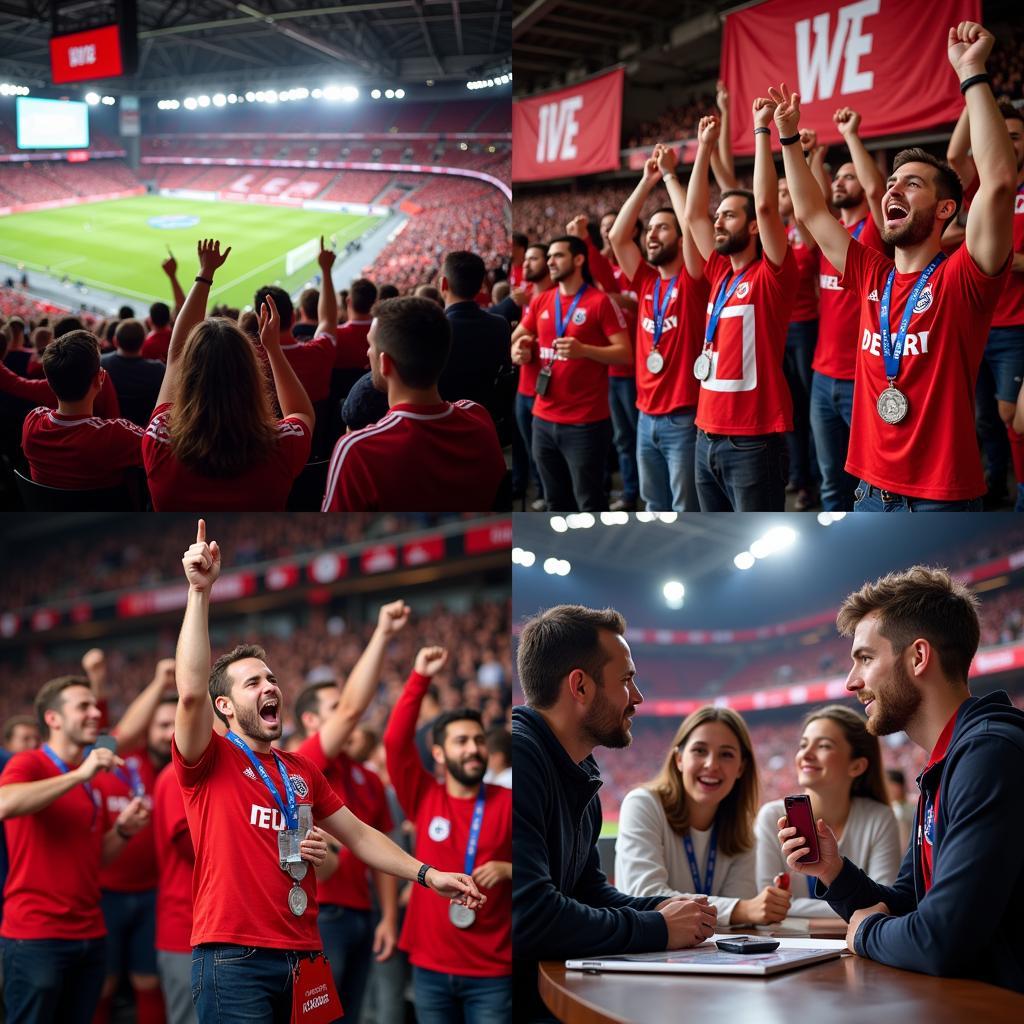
[377,600,411,636]
[833,107,861,138]
[947,21,994,75]
[565,215,589,240]
[752,96,777,129]
[414,646,449,678]
[697,115,720,148]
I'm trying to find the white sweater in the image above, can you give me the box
[615,786,757,927]
[754,796,902,918]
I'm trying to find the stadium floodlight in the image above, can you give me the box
[183,97,198,110]
[245,91,256,102]
[543,557,560,575]
[265,90,278,103]
[663,581,685,609]
[384,88,394,98]
[734,552,756,571]
[255,91,266,102]
[657,512,678,523]
[197,95,210,107]
[394,88,405,99]
[85,92,100,104]
[549,516,568,534]
[512,548,537,568]
[600,512,630,526]
[312,88,323,99]
[635,511,655,522]
[565,513,595,529]
[557,560,571,576]
[227,93,238,103]
[340,85,358,102]
[101,96,115,105]
[749,525,797,560]
[323,85,341,100]
[213,93,226,107]
[371,88,381,99]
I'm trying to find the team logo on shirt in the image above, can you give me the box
[913,285,934,315]
[571,309,587,325]
[735,282,751,299]
[288,774,310,798]
[1016,194,1024,215]
[428,816,451,842]
[351,766,365,785]
[923,800,935,846]
[242,767,258,780]
[867,289,879,302]
[540,309,550,319]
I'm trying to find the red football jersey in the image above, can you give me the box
[141,327,172,362]
[0,363,121,418]
[788,223,820,323]
[991,185,1024,327]
[272,331,335,403]
[815,215,889,380]
[22,409,144,490]
[695,249,798,435]
[519,286,628,424]
[631,262,709,415]
[94,747,159,892]
[383,671,512,977]
[0,749,111,940]
[153,763,194,953]
[320,400,505,512]
[334,320,372,370]
[297,735,393,910]
[607,264,637,380]
[842,239,1009,500]
[516,288,544,398]
[172,732,343,950]
[143,403,311,511]
[509,263,523,289]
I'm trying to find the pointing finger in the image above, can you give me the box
[197,519,206,544]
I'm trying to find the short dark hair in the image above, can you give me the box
[254,286,293,329]
[485,724,511,761]
[442,251,487,299]
[150,301,171,328]
[548,235,591,284]
[720,189,756,222]
[431,707,484,747]
[373,296,451,388]
[298,288,319,321]
[512,232,529,251]
[349,278,377,315]
[41,330,100,401]
[836,566,980,684]
[34,675,90,737]
[517,605,627,709]
[294,681,338,735]
[650,206,681,234]
[7,316,24,337]
[999,101,1024,126]
[891,148,963,233]
[118,305,135,320]
[115,318,146,354]
[3,714,37,743]
[525,243,547,258]
[209,643,267,725]
[886,768,906,787]
[53,316,84,337]
[378,284,400,301]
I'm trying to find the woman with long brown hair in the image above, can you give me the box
[755,704,901,917]
[616,706,792,926]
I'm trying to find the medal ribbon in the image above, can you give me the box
[879,253,945,382]
[42,743,98,829]
[704,271,748,346]
[463,790,487,875]
[226,731,298,830]
[851,218,866,241]
[650,275,678,350]
[115,759,145,798]
[682,823,717,894]
[554,284,588,338]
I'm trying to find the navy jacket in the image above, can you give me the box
[821,691,1024,992]
[441,301,511,414]
[512,706,667,1022]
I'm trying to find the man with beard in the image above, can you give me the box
[607,146,709,511]
[383,645,512,1023]
[683,103,799,510]
[511,236,631,511]
[771,21,1015,510]
[320,296,506,512]
[173,520,484,1023]
[778,566,1024,992]
[513,605,717,1023]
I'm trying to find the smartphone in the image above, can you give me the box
[783,794,820,865]
[716,937,781,955]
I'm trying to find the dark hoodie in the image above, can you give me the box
[821,691,1024,992]
[512,706,668,1022]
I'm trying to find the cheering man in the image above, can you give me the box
[771,21,1015,510]
[173,520,483,1023]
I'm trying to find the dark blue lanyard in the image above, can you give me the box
[682,823,717,894]
[704,271,748,346]
[463,790,487,875]
[42,743,97,829]
[879,253,945,380]
[651,275,678,349]
[226,731,298,829]
[851,218,866,241]
[807,875,817,898]
[554,285,587,337]
[115,758,145,798]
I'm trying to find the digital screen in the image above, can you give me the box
[49,24,124,85]
[16,97,90,150]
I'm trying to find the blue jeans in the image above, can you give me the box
[532,416,612,511]
[695,430,787,511]
[783,320,820,489]
[2,936,106,1024]
[608,377,639,501]
[514,392,543,498]
[100,887,158,976]
[809,371,857,511]
[411,966,512,1024]
[853,481,983,512]
[317,905,372,1024]
[637,409,696,511]
[984,325,1024,402]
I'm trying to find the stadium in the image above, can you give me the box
[0,512,512,1023]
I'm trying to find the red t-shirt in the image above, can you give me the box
[22,408,144,490]
[273,331,336,403]
[143,402,311,511]
[321,400,505,512]
[153,763,194,953]
[991,185,1024,327]
[607,263,637,380]
[94,747,159,892]
[383,671,512,977]
[334,320,372,370]
[171,731,343,950]
[920,706,961,893]
[0,749,111,940]
[788,223,820,323]
[695,249,798,435]
[297,735,393,909]
[516,288,544,398]
[0,363,121,418]
[509,263,523,289]
[815,215,889,380]
[519,286,628,425]
[841,239,1009,500]
[141,327,172,362]
[631,262,709,415]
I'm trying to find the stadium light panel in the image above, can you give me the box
[341,85,358,102]
[265,90,278,103]
[558,560,571,576]
[371,89,381,99]
[384,88,394,98]
[245,91,256,102]
[228,94,238,103]
[183,97,198,110]
[255,91,265,102]
[599,512,630,525]
[657,512,678,523]
[635,511,655,522]
[85,92,100,104]
[750,526,797,560]
[101,96,115,105]
[543,558,560,575]
[394,88,404,99]
[521,551,535,567]
[323,85,341,100]
[312,88,323,99]
[549,516,568,533]
[734,552,755,571]
[197,95,210,107]
[213,93,226,107]
[663,581,685,605]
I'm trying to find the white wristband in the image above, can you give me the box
[661,172,676,183]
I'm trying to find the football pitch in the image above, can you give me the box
[0,195,384,312]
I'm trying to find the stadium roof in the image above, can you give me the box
[0,0,511,95]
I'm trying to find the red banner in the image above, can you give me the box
[721,0,980,156]
[512,68,623,182]
[402,536,445,567]
[50,24,124,85]
[464,519,512,555]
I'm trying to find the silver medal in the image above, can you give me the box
[278,828,303,866]
[876,386,909,424]
[288,884,308,916]
[646,350,664,375]
[693,351,712,381]
[287,860,308,882]
[449,903,476,929]
[297,805,313,833]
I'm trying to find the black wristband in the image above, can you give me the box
[195,275,213,285]
[116,824,132,841]
[753,127,770,136]
[417,863,432,887]
[959,73,990,95]
[779,133,801,146]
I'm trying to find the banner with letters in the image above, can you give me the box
[720,0,981,156]
[512,67,623,182]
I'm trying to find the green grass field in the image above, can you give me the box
[0,195,383,311]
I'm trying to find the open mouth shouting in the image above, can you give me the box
[884,199,909,230]
[258,696,280,728]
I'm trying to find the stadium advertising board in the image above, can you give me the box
[721,0,981,155]
[49,24,124,84]
[512,67,623,182]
